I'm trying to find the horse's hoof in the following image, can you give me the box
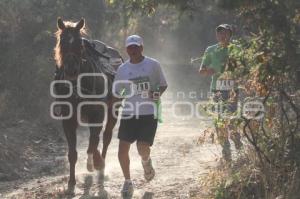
[98,188,109,199]
[94,161,105,171]
[142,192,154,199]
[87,153,95,172]
[65,183,75,196]
[98,168,105,185]
[93,151,105,171]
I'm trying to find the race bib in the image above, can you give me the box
[130,76,150,95]
[216,79,235,91]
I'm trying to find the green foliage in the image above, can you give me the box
[105,0,197,14]
[0,0,237,123]
[0,0,106,121]
[210,0,300,198]
[0,0,299,198]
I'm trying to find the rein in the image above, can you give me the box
[59,38,111,100]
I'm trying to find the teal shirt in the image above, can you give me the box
[201,44,229,91]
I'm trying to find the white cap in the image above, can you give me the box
[125,35,143,47]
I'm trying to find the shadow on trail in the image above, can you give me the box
[142,191,154,199]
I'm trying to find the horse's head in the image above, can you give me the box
[54,18,86,80]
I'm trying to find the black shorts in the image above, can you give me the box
[118,115,158,146]
[212,90,239,113]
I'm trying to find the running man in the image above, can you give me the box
[113,35,168,197]
[199,24,242,162]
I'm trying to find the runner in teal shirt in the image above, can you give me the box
[199,24,243,162]
[201,43,229,91]
[199,24,232,91]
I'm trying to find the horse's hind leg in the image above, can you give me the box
[87,126,104,171]
[102,107,118,159]
[62,118,78,194]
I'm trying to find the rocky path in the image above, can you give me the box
[2,113,221,199]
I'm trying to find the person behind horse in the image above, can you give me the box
[113,35,168,197]
[199,24,242,162]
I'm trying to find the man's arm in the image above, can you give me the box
[198,47,216,76]
[199,65,215,76]
[149,85,167,100]
[159,85,167,95]
[150,62,168,100]
[110,95,123,109]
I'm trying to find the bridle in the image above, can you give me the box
[59,37,108,100]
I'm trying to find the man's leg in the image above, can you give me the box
[228,120,243,150]
[118,140,134,197]
[137,141,155,181]
[222,138,232,162]
[217,126,232,162]
[136,115,157,181]
[118,140,131,180]
[228,90,243,150]
[136,141,151,161]
[231,130,243,150]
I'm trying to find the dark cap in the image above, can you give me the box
[216,24,232,32]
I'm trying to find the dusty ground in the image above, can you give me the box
[0,107,221,199]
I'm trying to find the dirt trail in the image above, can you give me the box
[1,112,221,199]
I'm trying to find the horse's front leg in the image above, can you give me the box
[87,126,104,171]
[62,117,78,194]
[102,103,119,159]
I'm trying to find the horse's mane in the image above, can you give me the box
[54,21,87,68]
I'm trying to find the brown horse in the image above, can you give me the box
[53,17,121,194]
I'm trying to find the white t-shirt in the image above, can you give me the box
[113,56,168,116]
